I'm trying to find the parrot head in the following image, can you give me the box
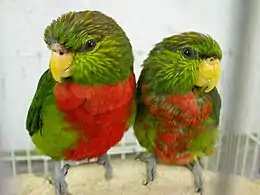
[44,10,133,85]
[142,31,222,94]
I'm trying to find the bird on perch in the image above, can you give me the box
[134,31,222,195]
[26,10,136,195]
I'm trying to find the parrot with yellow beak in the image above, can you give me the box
[134,31,222,195]
[26,10,136,195]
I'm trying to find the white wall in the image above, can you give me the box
[1,0,259,150]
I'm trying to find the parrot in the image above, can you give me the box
[25,10,136,195]
[134,31,222,195]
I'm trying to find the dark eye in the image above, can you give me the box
[79,39,97,52]
[181,47,196,59]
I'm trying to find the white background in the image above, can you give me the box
[1,0,260,150]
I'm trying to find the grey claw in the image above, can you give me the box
[135,154,143,162]
[62,164,71,176]
[144,155,157,185]
[97,154,113,181]
[196,187,203,195]
[105,166,113,180]
[135,153,158,185]
[135,153,150,163]
[54,177,69,195]
[186,160,204,194]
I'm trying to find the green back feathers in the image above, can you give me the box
[44,10,134,85]
[140,31,222,94]
[26,69,55,136]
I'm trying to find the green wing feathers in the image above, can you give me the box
[127,99,137,129]
[26,69,78,160]
[26,69,55,136]
[207,87,222,125]
[134,79,158,153]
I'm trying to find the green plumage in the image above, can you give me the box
[134,31,222,164]
[26,69,78,160]
[139,32,222,94]
[26,10,135,161]
[44,10,133,85]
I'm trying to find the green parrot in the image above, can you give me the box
[134,31,222,194]
[26,10,136,195]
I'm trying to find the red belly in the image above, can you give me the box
[63,106,130,160]
[144,91,212,165]
[154,127,205,165]
[53,74,136,161]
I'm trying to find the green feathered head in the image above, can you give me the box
[140,31,222,94]
[44,10,133,85]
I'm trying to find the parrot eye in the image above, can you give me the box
[181,47,196,59]
[79,39,97,52]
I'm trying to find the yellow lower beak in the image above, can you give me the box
[194,58,221,92]
[49,52,74,82]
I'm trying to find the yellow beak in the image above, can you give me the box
[194,58,221,92]
[49,52,74,82]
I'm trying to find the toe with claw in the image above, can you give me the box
[53,162,71,195]
[135,153,157,185]
[186,159,204,195]
[97,153,113,180]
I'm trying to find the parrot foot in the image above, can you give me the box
[135,153,157,185]
[53,162,71,195]
[97,153,113,181]
[186,160,204,195]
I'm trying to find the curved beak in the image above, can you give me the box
[49,52,74,82]
[194,57,221,92]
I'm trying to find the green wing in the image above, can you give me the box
[26,69,79,160]
[208,87,222,125]
[134,76,158,153]
[26,69,55,136]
